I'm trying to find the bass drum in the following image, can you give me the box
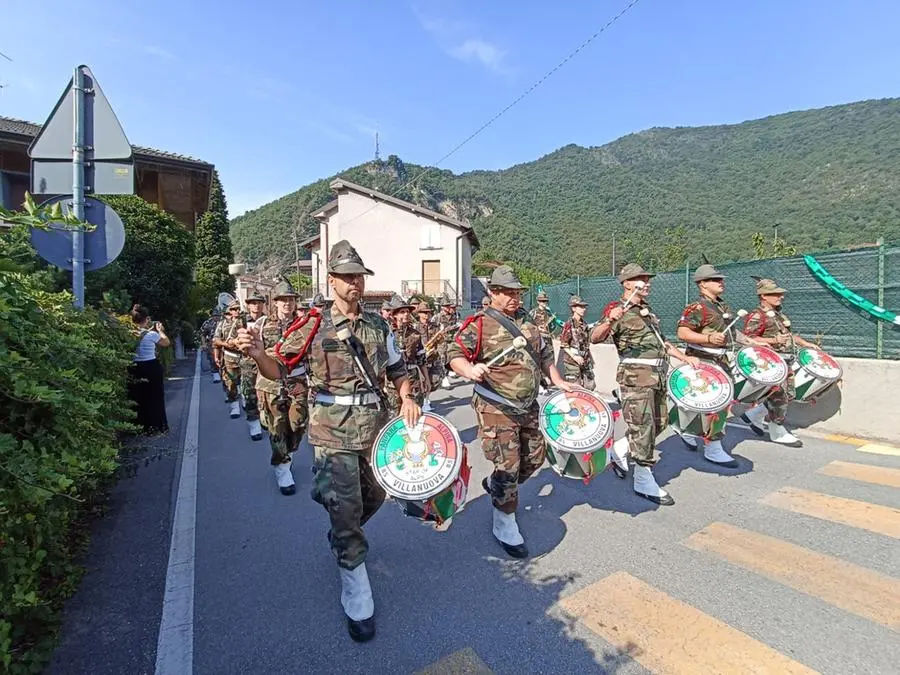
[539,388,625,482]
[371,413,469,529]
[667,362,734,439]
[729,346,788,405]
[792,347,842,401]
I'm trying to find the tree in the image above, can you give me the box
[194,170,234,313]
[86,195,195,325]
[752,232,797,259]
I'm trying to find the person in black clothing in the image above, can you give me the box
[128,304,171,434]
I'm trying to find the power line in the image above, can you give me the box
[334,0,644,230]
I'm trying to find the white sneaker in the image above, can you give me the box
[703,440,738,468]
[247,418,263,441]
[229,401,241,418]
[633,465,674,505]
[769,423,802,447]
[212,372,221,383]
[422,399,433,413]
[274,461,295,495]
[441,377,451,389]
[339,563,374,622]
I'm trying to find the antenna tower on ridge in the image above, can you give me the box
[374,132,381,162]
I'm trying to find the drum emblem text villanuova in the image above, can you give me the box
[540,390,613,451]
[372,415,461,499]
[668,363,732,412]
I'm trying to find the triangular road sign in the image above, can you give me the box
[29,65,132,161]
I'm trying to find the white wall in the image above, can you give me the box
[318,191,472,301]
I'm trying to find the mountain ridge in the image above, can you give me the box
[230,97,900,279]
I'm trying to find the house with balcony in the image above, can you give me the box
[0,116,213,230]
[302,178,479,304]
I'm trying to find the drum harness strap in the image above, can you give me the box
[472,308,541,414]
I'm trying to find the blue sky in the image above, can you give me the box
[2,1,898,217]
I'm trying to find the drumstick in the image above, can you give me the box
[622,280,647,311]
[721,309,749,335]
[451,335,528,380]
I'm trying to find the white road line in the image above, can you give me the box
[155,352,201,675]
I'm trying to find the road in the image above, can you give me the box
[50,352,900,674]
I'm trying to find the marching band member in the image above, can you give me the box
[199,310,221,383]
[213,300,243,418]
[591,264,699,505]
[448,265,572,559]
[676,264,759,468]
[237,240,419,643]
[379,300,392,322]
[434,297,460,389]
[240,291,267,441]
[741,278,817,447]
[385,296,426,412]
[528,291,561,343]
[254,280,308,495]
[559,295,595,390]
[414,301,439,410]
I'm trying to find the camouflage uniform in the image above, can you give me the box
[214,304,242,403]
[677,296,735,441]
[200,315,220,371]
[256,312,308,465]
[274,245,406,572]
[743,284,796,425]
[448,274,554,516]
[240,294,267,424]
[602,299,668,467]
[528,293,559,342]
[417,303,442,388]
[384,298,425,410]
[559,296,595,389]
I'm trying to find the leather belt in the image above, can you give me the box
[315,392,380,406]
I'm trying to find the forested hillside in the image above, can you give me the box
[230,98,900,280]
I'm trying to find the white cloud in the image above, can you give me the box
[449,39,508,74]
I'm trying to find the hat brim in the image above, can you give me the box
[274,293,299,300]
[328,263,374,275]
[489,282,526,290]
[758,287,786,295]
[617,271,656,282]
[570,302,589,308]
[695,274,725,282]
[390,304,415,313]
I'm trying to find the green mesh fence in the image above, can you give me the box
[530,244,900,360]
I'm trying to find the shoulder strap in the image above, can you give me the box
[454,313,483,361]
[483,307,541,368]
[275,309,323,370]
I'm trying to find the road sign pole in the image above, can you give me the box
[71,66,86,309]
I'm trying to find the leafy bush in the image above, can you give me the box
[0,267,135,673]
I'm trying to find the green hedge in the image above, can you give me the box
[0,272,135,673]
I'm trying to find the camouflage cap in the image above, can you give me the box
[388,296,414,313]
[693,263,726,282]
[569,295,588,308]
[415,301,433,314]
[272,280,298,299]
[327,239,373,275]
[756,278,786,295]
[227,300,241,311]
[536,291,549,301]
[312,293,326,307]
[617,262,656,283]
[488,265,525,290]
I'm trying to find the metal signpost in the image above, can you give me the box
[28,65,134,308]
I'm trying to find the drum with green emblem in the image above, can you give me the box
[539,389,618,482]
[729,345,788,405]
[792,347,842,401]
[667,362,734,438]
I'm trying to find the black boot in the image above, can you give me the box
[347,616,376,642]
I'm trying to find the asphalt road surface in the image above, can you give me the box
[50,352,900,674]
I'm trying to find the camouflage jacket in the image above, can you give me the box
[448,308,553,414]
[256,314,306,394]
[603,301,668,388]
[214,317,242,362]
[395,322,425,374]
[559,316,594,367]
[678,296,738,356]
[743,306,796,355]
[434,310,460,333]
[274,305,406,451]
[528,306,557,340]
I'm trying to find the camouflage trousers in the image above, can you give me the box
[763,371,796,424]
[240,363,259,421]
[620,384,667,467]
[311,447,385,571]
[258,383,308,465]
[563,359,595,390]
[476,405,546,514]
[222,360,241,402]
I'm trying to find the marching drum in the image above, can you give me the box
[667,362,734,439]
[539,389,624,482]
[792,347,842,401]
[371,413,470,528]
[728,346,788,405]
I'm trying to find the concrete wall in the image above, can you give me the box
[559,341,900,444]
[314,191,473,302]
